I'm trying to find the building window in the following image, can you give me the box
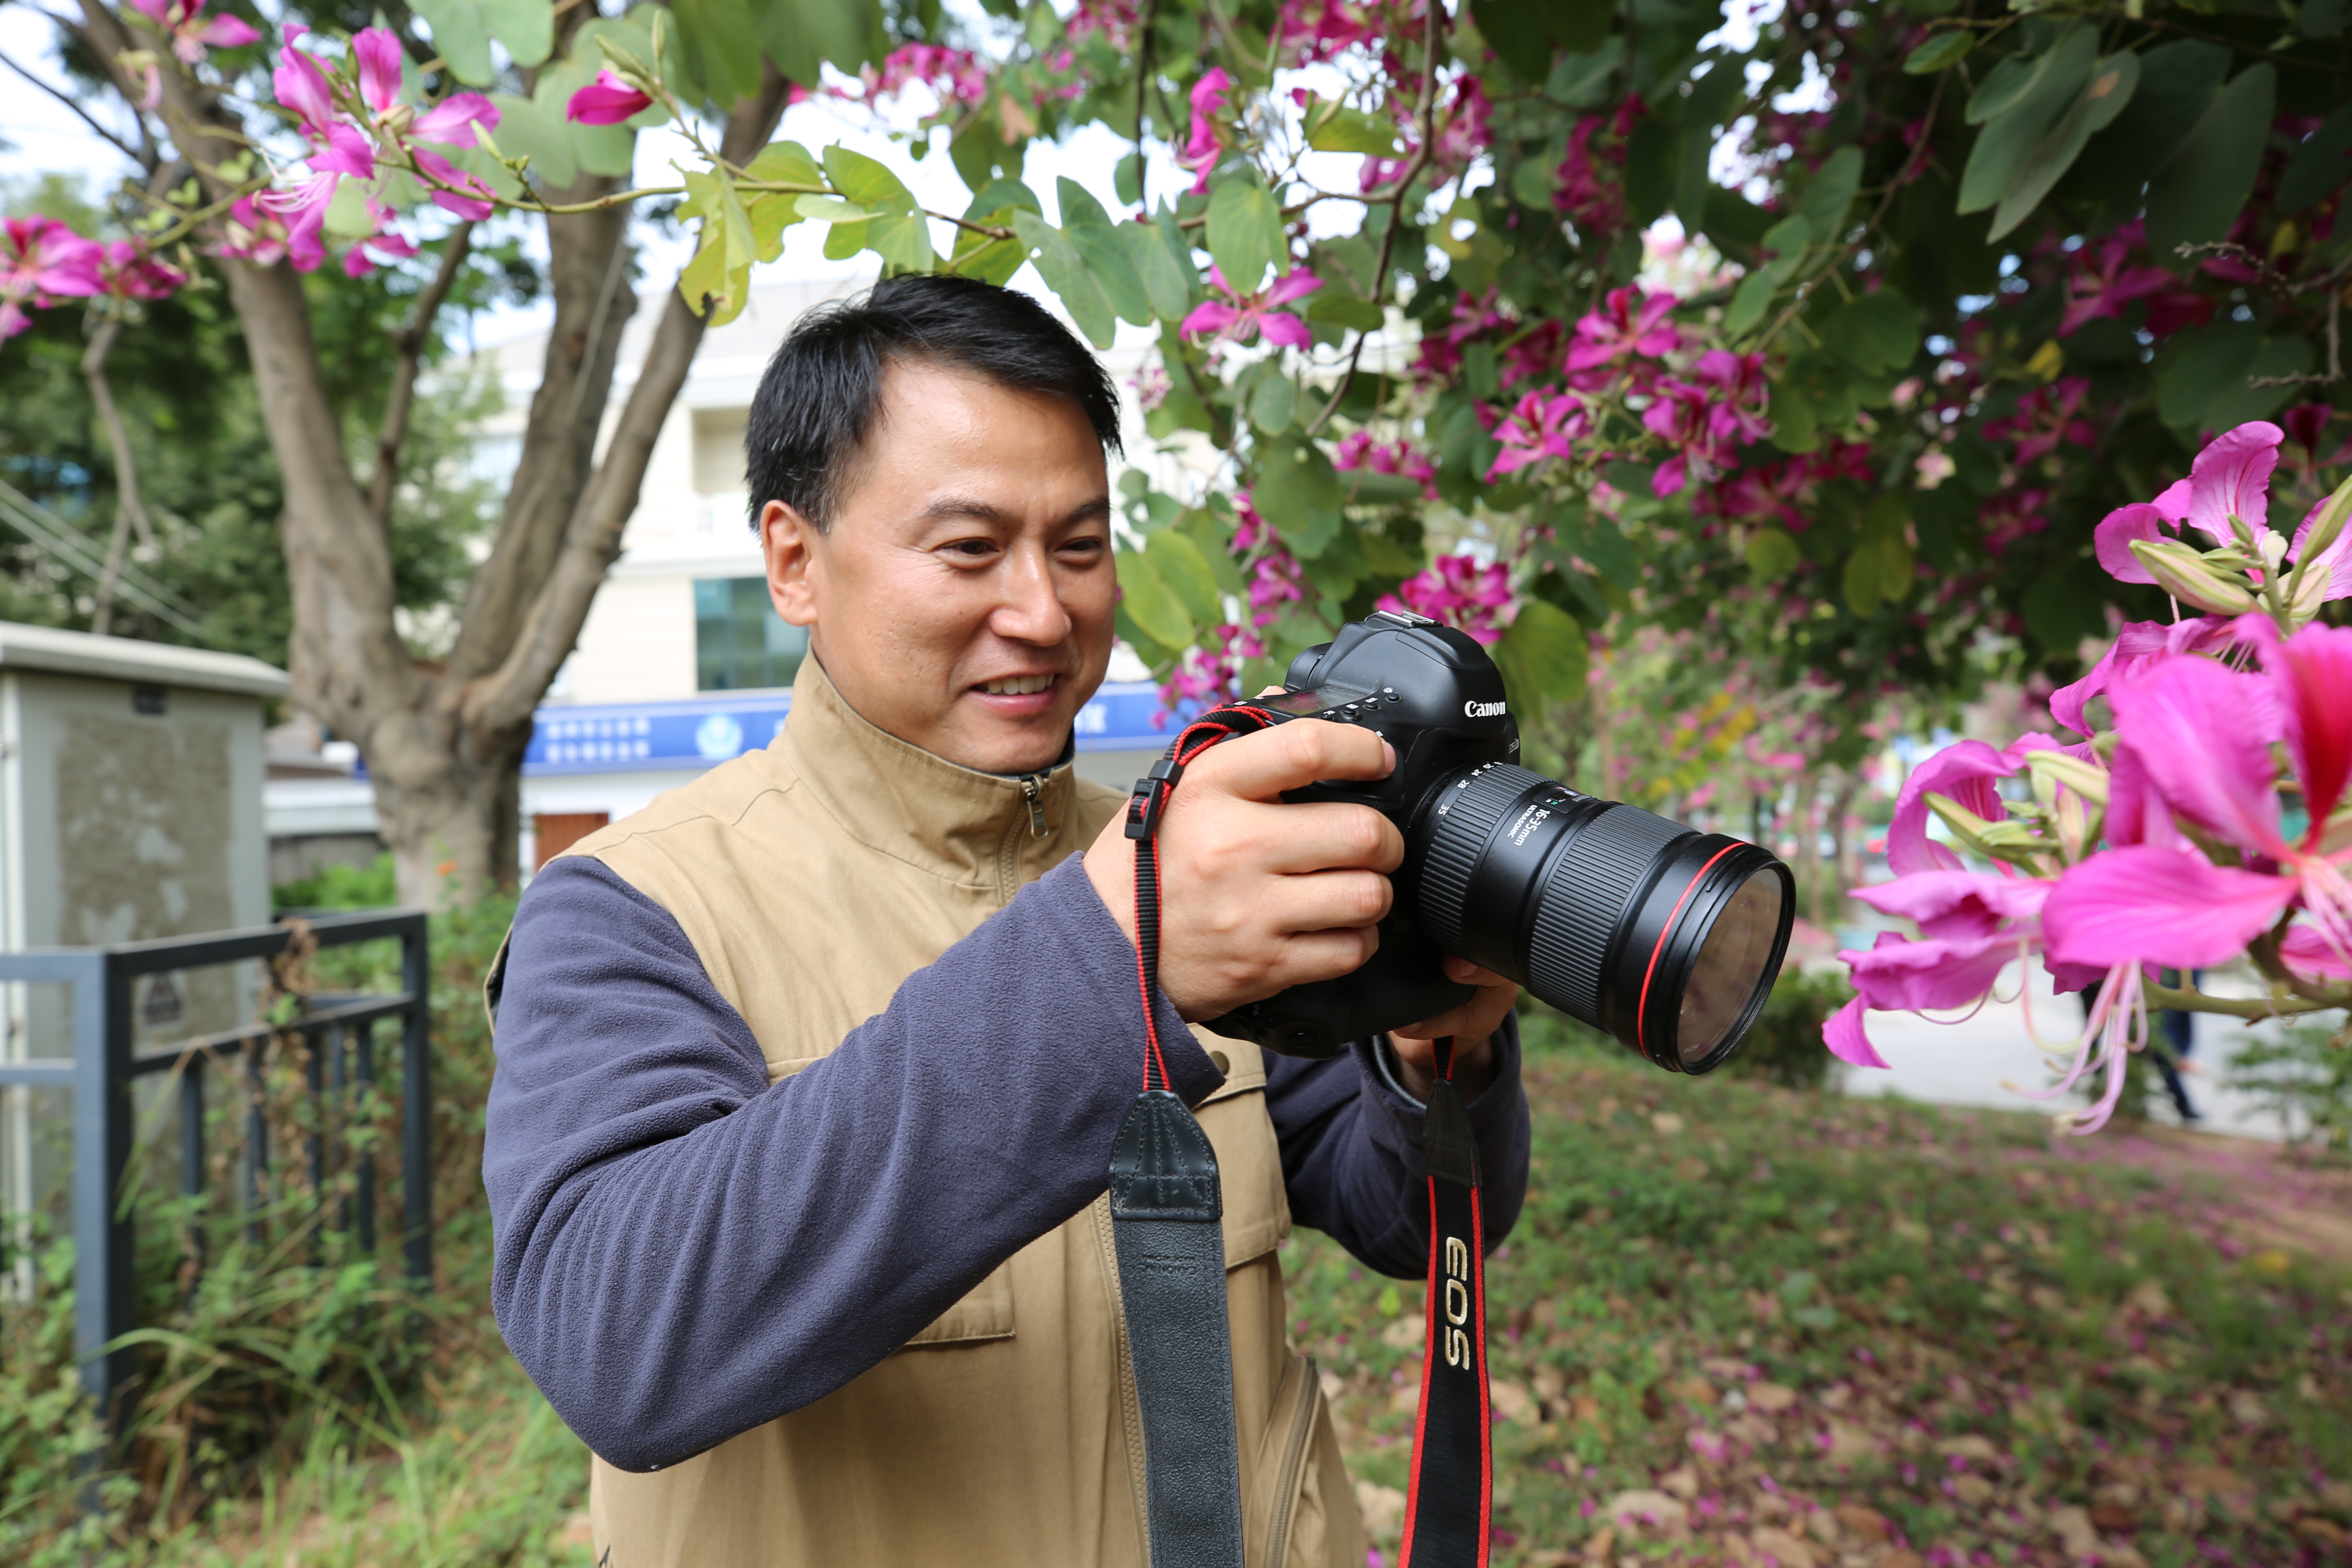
[695,577,807,691]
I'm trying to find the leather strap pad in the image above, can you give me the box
[1109,1090,1246,1568]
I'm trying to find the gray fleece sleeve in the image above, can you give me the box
[481,853,1221,1472]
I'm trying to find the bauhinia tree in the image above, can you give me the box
[5,0,2347,1067]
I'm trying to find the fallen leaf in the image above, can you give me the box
[1583,1525,1616,1561]
[1490,1378,1538,1425]
[2049,1504,2098,1558]
[1652,1111,1686,1135]
[1749,1381,1798,1412]
[1604,1488,1691,1539]
[1936,1434,2002,1462]
[1659,1465,1699,1500]
[2088,1501,2135,1532]
[1953,1473,1993,1506]
[1878,1555,1926,1568]
[1752,1524,1817,1568]
[1355,1479,1405,1543]
[1380,1314,1426,1350]
[1822,1420,1879,1466]
[1834,1503,1891,1543]
[1672,1374,1720,1407]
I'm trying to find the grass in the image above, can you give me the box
[20,1002,2351,1567]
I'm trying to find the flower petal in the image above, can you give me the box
[1886,736,2059,876]
[2251,619,2352,835]
[1849,869,2048,942]
[2181,420,2281,544]
[2092,501,2169,584]
[1823,997,1890,1069]
[2280,921,2352,982]
[2107,653,2287,857]
[2042,845,2297,969]
[1841,928,2018,1013]
[354,27,404,113]
[2289,492,2352,602]
[1178,300,1237,340]
[412,91,499,145]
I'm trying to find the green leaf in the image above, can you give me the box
[2058,40,2226,205]
[1724,271,1776,338]
[1206,176,1285,294]
[795,196,873,223]
[1797,147,1862,242]
[1821,291,1922,376]
[756,0,880,84]
[1957,29,2097,214]
[1493,599,1589,706]
[2281,105,2352,210]
[824,145,933,273]
[1115,547,1194,649]
[670,0,763,102]
[1176,510,1246,597]
[1145,530,1223,628]
[1307,292,1385,331]
[489,93,576,188]
[1249,367,1297,432]
[1057,178,1152,327]
[2146,65,2276,271]
[1118,219,1194,322]
[823,146,915,212]
[408,0,495,85]
[479,0,551,67]
[1624,120,1680,226]
[1303,98,1403,156]
[1511,156,1558,210]
[1745,527,1801,580]
[1014,212,1115,347]
[1986,51,2140,241]
[1761,215,1811,284]
[1254,439,1344,558]
[1768,381,1821,453]
[746,140,823,190]
[1842,494,1915,615]
[1472,0,1610,85]
[1904,31,1973,74]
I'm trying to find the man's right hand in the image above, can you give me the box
[1083,719,1404,1021]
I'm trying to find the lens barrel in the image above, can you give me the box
[1414,763,1793,1073]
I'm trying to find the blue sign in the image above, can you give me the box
[523,682,1192,776]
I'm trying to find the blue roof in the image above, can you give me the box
[523,681,1188,776]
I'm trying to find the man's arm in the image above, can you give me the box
[483,853,1221,1473]
[1261,1019,1532,1278]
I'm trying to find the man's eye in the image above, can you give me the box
[944,539,998,559]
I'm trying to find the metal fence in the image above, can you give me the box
[0,909,430,1431]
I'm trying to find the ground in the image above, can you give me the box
[89,1028,2352,1567]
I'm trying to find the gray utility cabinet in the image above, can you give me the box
[0,623,289,1233]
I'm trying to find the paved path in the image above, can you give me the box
[1832,959,2317,1142]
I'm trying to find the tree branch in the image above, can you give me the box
[1,49,153,172]
[370,222,476,524]
[465,67,797,733]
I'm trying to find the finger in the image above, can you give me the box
[1225,801,1404,876]
[1395,983,1520,1045]
[1252,868,1395,933]
[1440,955,1512,987]
[1242,928,1381,998]
[1190,719,1396,802]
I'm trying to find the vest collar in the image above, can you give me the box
[773,655,1089,892]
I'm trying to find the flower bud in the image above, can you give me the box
[2128,538,2257,614]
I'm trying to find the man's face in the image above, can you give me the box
[760,360,1116,775]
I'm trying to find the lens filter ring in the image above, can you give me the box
[1610,836,1795,1073]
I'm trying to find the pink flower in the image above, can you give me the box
[1885,734,2062,876]
[404,94,501,218]
[2092,420,2351,604]
[2057,223,2174,338]
[1567,286,1678,382]
[570,68,654,124]
[215,194,290,267]
[0,216,104,339]
[850,44,989,109]
[2047,616,2238,739]
[1273,0,1385,64]
[1378,553,1513,644]
[1984,376,2097,467]
[1430,75,1491,174]
[1486,390,1589,481]
[271,34,343,142]
[1691,350,1772,448]
[1180,267,1319,348]
[128,0,259,66]
[96,239,186,300]
[1823,872,2054,1070]
[2043,847,2299,970]
[1552,116,1625,234]
[353,25,403,113]
[1179,67,1234,195]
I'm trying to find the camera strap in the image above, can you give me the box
[1120,706,1491,1568]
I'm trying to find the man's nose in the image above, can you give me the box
[991,545,1074,644]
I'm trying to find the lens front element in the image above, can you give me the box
[1411,764,1795,1074]
[1673,866,1786,1068]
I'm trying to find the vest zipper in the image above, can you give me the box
[1264,1356,1323,1567]
[1019,773,1048,839]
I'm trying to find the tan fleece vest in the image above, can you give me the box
[556,659,1366,1568]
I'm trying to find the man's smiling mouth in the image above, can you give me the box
[978,675,1056,696]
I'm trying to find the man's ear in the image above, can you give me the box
[762,501,821,627]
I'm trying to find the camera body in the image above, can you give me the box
[1205,610,1795,1071]
[1211,610,1519,1058]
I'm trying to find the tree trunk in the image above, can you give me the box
[127,17,794,906]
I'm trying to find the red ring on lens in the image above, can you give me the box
[1634,841,1743,1066]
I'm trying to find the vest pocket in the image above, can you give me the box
[900,1258,1016,1347]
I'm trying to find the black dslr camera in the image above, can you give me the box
[1207,610,1796,1069]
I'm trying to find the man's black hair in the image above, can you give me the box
[745,274,1123,530]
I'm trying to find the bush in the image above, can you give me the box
[2230,1016,2352,1154]
[272,853,396,914]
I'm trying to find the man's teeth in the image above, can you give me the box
[981,675,1054,696]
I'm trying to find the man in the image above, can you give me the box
[483,274,1532,1567]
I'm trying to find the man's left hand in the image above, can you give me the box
[1389,955,1517,1103]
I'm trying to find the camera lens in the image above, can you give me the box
[1412,764,1794,1073]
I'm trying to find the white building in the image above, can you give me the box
[269,276,1190,876]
